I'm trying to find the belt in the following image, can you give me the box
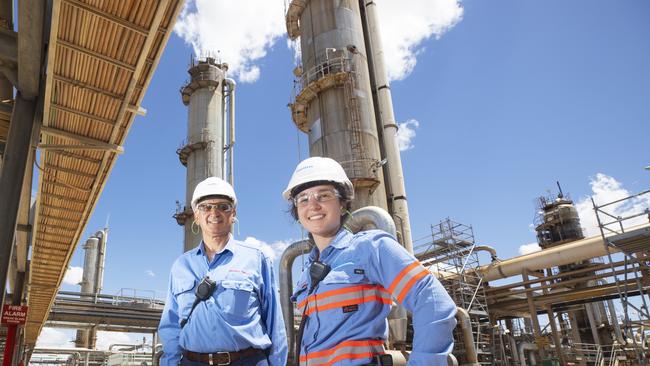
[182,348,265,365]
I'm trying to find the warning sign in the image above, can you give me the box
[1,305,28,325]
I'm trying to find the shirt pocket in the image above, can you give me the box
[321,265,367,286]
[216,280,255,318]
[172,279,196,319]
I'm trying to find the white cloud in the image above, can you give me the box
[36,327,73,348]
[243,236,291,262]
[95,331,134,351]
[395,119,420,151]
[174,0,462,83]
[174,0,286,83]
[145,270,155,277]
[62,266,83,286]
[575,173,650,237]
[375,0,463,81]
[519,242,542,256]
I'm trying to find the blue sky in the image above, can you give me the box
[38,0,650,348]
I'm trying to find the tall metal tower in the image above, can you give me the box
[286,0,413,252]
[174,57,236,252]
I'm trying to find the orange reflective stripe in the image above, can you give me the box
[387,261,420,294]
[396,268,429,303]
[305,294,391,316]
[297,284,389,309]
[388,261,431,303]
[299,339,385,365]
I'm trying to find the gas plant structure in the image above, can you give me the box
[280,1,650,365]
[173,57,236,252]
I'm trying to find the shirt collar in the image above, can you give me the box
[195,234,235,257]
[308,228,352,260]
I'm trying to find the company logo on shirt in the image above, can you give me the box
[342,304,359,313]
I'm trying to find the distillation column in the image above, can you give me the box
[174,58,235,252]
[286,0,388,211]
[534,189,614,352]
[74,230,107,349]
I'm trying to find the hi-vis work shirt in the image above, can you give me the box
[291,229,456,366]
[159,236,288,366]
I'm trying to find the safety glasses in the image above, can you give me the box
[293,189,340,207]
[197,202,234,213]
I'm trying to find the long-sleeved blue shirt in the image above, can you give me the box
[291,229,456,366]
[159,236,288,366]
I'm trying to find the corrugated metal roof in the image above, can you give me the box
[21,0,185,347]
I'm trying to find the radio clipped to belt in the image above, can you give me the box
[180,276,217,328]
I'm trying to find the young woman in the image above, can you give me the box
[284,157,457,366]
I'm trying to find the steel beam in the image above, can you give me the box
[41,126,123,153]
[63,0,149,36]
[0,28,17,64]
[50,102,117,126]
[0,94,37,311]
[17,0,45,98]
[57,40,136,72]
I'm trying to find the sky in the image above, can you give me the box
[36,0,650,348]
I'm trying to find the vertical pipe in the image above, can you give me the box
[361,0,414,253]
[93,230,107,294]
[225,78,236,187]
[2,325,17,366]
[585,303,601,345]
[279,240,312,365]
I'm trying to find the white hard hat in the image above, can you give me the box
[283,156,354,201]
[191,177,237,211]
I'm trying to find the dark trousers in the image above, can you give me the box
[180,353,268,366]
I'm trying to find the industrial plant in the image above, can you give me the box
[0,0,648,366]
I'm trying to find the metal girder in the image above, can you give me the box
[0,94,37,311]
[63,0,149,36]
[17,0,45,99]
[38,192,86,205]
[50,150,102,164]
[43,162,98,179]
[0,28,17,64]
[40,126,124,153]
[50,102,117,126]
[41,179,92,193]
[57,40,136,72]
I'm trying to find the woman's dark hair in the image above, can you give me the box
[288,180,352,222]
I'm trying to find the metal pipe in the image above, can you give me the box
[478,223,650,281]
[224,78,236,188]
[345,205,397,237]
[278,239,312,361]
[506,334,520,365]
[94,230,107,294]
[429,245,499,266]
[346,206,407,344]
[362,0,413,254]
[517,342,537,366]
[607,299,626,345]
[455,308,480,366]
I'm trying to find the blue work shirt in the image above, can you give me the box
[159,236,288,366]
[291,229,456,366]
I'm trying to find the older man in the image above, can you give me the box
[159,177,287,366]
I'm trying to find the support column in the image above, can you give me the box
[0,94,36,310]
[0,0,13,101]
[522,270,546,361]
